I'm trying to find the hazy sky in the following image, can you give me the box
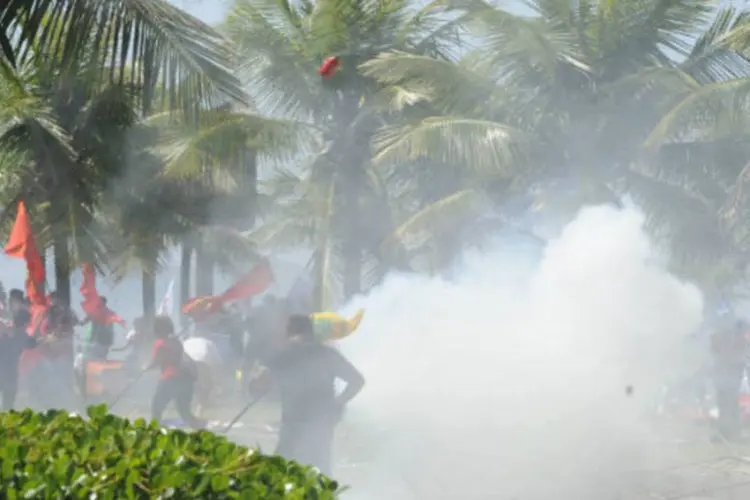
[168,0,229,24]
[167,0,533,24]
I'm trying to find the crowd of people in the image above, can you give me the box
[0,285,365,474]
[0,286,86,411]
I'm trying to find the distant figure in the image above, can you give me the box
[711,318,748,439]
[0,301,36,409]
[7,289,25,318]
[249,314,365,475]
[45,291,81,336]
[145,316,205,430]
[182,335,224,418]
[83,296,115,360]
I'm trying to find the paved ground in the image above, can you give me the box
[67,385,750,500]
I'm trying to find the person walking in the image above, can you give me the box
[145,316,205,430]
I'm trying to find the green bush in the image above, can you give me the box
[0,405,341,499]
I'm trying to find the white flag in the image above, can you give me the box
[157,280,175,316]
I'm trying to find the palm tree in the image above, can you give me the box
[223,0,471,306]
[0,0,252,308]
[361,0,750,274]
[1,0,246,111]
[145,104,311,308]
[636,7,750,284]
[0,46,138,303]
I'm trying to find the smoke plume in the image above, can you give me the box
[338,205,704,499]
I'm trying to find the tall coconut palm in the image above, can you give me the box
[361,0,750,273]
[223,0,485,306]
[637,7,750,284]
[0,46,138,303]
[145,104,313,305]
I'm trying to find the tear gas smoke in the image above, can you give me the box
[338,205,704,499]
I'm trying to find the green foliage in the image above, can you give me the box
[8,0,750,309]
[0,405,341,499]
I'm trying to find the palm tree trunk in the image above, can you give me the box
[180,242,193,307]
[194,241,214,296]
[313,250,326,311]
[342,236,361,300]
[142,268,156,319]
[53,232,70,304]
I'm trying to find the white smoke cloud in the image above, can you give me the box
[337,205,704,500]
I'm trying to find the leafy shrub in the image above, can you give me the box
[0,405,341,499]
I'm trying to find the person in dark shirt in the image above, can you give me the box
[7,289,26,318]
[86,296,115,360]
[144,316,205,430]
[250,314,365,475]
[711,317,748,439]
[0,305,37,410]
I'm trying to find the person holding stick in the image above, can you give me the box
[249,314,365,475]
[145,316,205,430]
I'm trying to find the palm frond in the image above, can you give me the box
[717,7,750,53]
[596,0,714,65]
[148,108,321,177]
[222,0,320,119]
[2,0,247,110]
[624,169,729,265]
[381,188,486,256]
[457,0,589,82]
[644,76,750,147]
[360,50,495,114]
[396,0,470,60]
[684,7,750,84]
[372,116,527,174]
[251,175,337,250]
[0,146,31,209]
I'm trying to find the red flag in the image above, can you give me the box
[219,259,273,302]
[4,201,48,334]
[182,259,273,318]
[181,296,222,317]
[5,201,46,304]
[80,264,126,326]
[319,56,340,78]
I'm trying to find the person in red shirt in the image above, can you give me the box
[144,316,205,430]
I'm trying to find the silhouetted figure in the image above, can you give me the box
[85,296,115,360]
[712,318,748,440]
[250,314,365,475]
[0,301,36,410]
